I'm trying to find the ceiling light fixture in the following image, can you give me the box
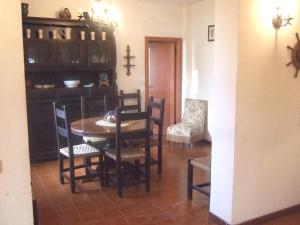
[78,0,118,30]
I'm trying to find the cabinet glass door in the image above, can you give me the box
[25,40,51,66]
[87,41,112,67]
[56,42,83,66]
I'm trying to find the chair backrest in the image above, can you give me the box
[182,99,207,127]
[81,96,105,118]
[120,89,141,112]
[104,95,122,112]
[149,97,165,143]
[114,106,152,162]
[53,102,73,157]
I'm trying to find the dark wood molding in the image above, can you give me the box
[23,16,87,28]
[175,38,182,123]
[208,212,228,225]
[209,204,300,225]
[144,36,182,123]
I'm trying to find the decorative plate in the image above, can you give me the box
[95,120,136,127]
[99,72,108,81]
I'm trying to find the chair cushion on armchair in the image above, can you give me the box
[167,123,205,144]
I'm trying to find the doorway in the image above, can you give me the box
[145,37,182,131]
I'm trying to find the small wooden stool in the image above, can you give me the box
[187,156,211,199]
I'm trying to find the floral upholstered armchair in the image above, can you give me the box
[167,99,208,146]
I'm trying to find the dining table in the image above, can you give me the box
[71,116,146,138]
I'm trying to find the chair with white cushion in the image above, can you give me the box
[187,156,211,199]
[167,98,207,146]
[53,102,102,193]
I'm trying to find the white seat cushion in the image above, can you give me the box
[191,156,211,171]
[60,144,100,158]
[83,136,106,143]
[167,123,205,144]
[105,148,145,161]
[167,123,204,137]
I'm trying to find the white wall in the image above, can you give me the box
[25,0,183,106]
[182,0,214,140]
[183,0,214,102]
[0,1,33,225]
[211,0,300,224]
[232,0,300,223]
[209,0,238,223]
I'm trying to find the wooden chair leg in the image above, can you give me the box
[85,156,92,175]
[104,155,109,186]
[157,144,162,175]
[59,154,64,184]
[70,158,76,193]
[117,165,123,197]
[99,154,104,187]
[134,159,140,180]
[187,159,193,200]
[145,155,151,192]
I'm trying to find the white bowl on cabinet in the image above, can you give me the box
[64,80,80,88]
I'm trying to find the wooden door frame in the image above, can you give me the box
[145,36,182,123]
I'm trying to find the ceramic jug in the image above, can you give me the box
[59,8,71,19]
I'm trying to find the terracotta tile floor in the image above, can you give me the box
[31,141,300,225]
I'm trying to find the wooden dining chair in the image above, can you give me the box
[104,95,122,112]
[53,102,103,193]
[80,96,107,145]
[120,89,141,112]
[80,96,105,118]
[149,97,165,175]
[103,106,152,197]
[128,97,165,175]
[80,96,111,178]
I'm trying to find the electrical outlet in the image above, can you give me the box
[0,160,2,173]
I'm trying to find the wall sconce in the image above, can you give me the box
[273,6,293,29]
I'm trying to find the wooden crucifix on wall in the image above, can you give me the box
[123,45,135,76]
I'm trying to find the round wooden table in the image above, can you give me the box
[71,117,146,138]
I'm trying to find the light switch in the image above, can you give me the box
[0,160,2,173]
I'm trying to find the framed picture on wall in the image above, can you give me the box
[208,25,215,42]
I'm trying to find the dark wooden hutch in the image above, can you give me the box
[23,17,117,162]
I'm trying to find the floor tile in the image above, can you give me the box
[31,141,300,225]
